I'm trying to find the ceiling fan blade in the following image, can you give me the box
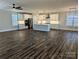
[15,7,23,10]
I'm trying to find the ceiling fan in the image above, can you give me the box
[12,4,23,10]
[4,0,24,12]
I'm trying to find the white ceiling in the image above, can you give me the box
[0,0,78,13]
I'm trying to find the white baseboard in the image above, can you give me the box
[0,28,17,32]
[51,28,78,31]
[0,27,28,32]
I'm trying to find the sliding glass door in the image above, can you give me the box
[66,11,78,28]
[12,13,25,30]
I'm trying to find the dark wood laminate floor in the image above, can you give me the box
[0,30,78,59]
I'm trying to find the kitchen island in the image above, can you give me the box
[33,24,50,32]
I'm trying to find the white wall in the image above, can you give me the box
[0,10,17,32]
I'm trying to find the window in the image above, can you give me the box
[12,13,18,26]
[66,11,78,27]
[18,14,23,20]
[50,14,59,24]
[73,13,78,27]
[12,13,23,26]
